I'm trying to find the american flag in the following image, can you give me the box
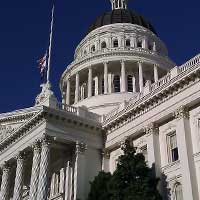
[37,52,47,79]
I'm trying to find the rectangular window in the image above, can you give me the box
[167,133,179,163]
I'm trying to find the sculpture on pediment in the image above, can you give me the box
[0,125,14,140]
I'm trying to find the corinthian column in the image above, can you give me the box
[88,66,93,98]
[37,136,52,200]
[75,73,80,103]
[138,61,144,93]
[13,152,26,200]
[66,78,71,105]
[0,162,10,200]
[120,60,126,92]
[29,141,41,200]
[103,62,108,94]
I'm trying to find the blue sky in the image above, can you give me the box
[0,0,199,113]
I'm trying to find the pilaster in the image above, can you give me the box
[73,142,87,200]
[174,106,199,200]
[102,149,110,172]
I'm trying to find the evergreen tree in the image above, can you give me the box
[109,140,162,200]
[87,140,162,200]
[87,171,112,200]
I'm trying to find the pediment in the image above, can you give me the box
[0,106,42,141]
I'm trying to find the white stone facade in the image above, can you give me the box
[0,1,199,200]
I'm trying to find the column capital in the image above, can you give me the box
[88,65,92,70]
[137,60,143,64]
[31,140,41,151]
[120,59,126,64]
[103,61,109,65]
[144,123,159,136]
[15,151,27,161]
[154,63,159,67]
[102,149,110,159]
[174,105,189,119]
[76,142,87,154]
[0,161,11,171]
[39,135,53,147]
[120,137,131,150]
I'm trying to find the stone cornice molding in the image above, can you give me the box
[144,123,159,136]
[76,141,87,154]
[0,106,102,154]
[173,106,189,119]
[103,60,200,133]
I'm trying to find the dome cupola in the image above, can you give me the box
[110,0,128,10]
[87,0,156,35]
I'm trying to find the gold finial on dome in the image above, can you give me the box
[110,0,128,10]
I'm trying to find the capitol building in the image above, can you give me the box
[0,0,200,199]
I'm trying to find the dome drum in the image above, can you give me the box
[74,24,168,61]
[61,60,169,114]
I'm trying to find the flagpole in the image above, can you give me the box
[47,4,55,86]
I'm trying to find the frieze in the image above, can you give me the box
[0,125,15,141]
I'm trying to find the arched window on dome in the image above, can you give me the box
[101,41,107,49]
[125,39,131,47]
[113,39,119,48]
[113,75,120,92]
[91,45,96,52]
[127,75,133,92]
[173,183,183,200]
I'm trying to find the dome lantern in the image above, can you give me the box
[110,0,128,10]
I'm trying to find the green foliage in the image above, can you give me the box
[87,141,162,200]
[87,171,112,200]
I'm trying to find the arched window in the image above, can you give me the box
[113,75,120,92]
[91,45,95,52]
[84,50,87,55]
[126,39,131,47]
[137,40,142,48]
[113,39,119,48]
[101,41,107,49]
[174,183,183,200]
[127,75,133,92]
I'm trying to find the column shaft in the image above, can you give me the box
[29,142,41,200]
[13,154,25,200]
[154,64,159,82]
[88,67,92,97]
[138,61,144,92]
[120,60,126,92]
[66,78,71,105]
[104,62,108,94]
[37,138,51,200]
[75,73,80,103]
[0,164,10,200]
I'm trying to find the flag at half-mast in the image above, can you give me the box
[37,52,47,79]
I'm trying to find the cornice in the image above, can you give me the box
[103,60,200,133]
[0,106,102,154]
